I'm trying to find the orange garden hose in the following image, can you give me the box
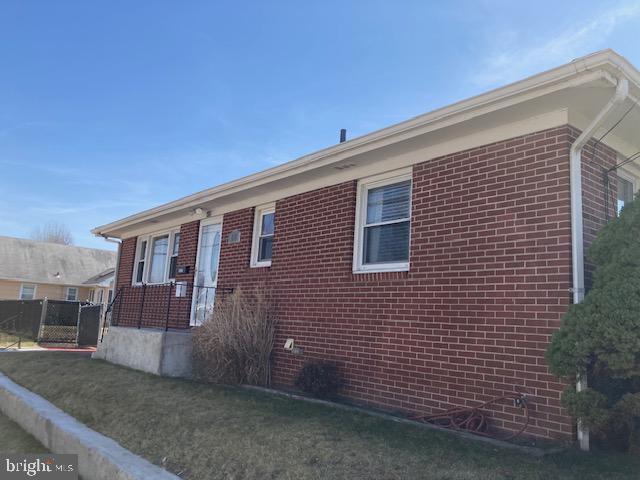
[410,393,530,441]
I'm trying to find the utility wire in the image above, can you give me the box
[584,99,638,169]
[607,151,640,172]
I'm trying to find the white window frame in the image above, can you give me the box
[250,203,276,268]
[132,229,181,285]
[353,169,412,274]
[133,238,148,285]
[66,287,78,301]
[168,232,181,281]
[19,284,37,300]
[616,168,637,217]
[89,289,95,303]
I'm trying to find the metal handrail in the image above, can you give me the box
[108,282,233,331]
[99,288,122,343]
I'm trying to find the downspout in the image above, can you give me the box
[569,75,629,451]
[99,234,122,307]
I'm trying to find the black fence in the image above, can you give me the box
[0,300,42,341]
[0,299,102,348]
[77,305,101,346]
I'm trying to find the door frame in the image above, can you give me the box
[190,216,223,326]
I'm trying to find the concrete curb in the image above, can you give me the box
[241,385,568,457]
[0,373,179,480]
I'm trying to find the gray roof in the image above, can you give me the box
[0,236,117,287]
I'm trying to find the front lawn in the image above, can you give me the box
[0,413,48,453]
[0,352,637,480]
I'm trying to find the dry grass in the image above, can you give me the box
[0,413,48,453]
[192,287,276,386]
[0,352,639,480]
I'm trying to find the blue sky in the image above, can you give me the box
[1,1,639,250]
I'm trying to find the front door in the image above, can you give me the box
[190,220,222,326]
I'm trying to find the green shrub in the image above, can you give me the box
[546,193,640,450]
[295,360,343,399]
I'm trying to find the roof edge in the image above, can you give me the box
[93,49,640,237]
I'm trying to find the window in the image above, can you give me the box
[19,284,36,300]
[132,230,181,284]
[66,287,78,301]
[168,233,180,280]
[354,171,412,273]
[251,204,275,267]
[88,289,95,302]
[107,289,113,304]
[617,174,635,216]
[97,289,104,304]
[148,235,169,283]
[135,239,147,284]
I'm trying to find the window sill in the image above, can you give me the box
[250,261,272,269]
[352,264,409,274]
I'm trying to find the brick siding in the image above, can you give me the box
[576,126,619,292]
[111,124,619,440]
[216,125,576,440]
[113,221,200,329]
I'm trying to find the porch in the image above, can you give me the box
[107,282,232,331]
[96,282,232,376]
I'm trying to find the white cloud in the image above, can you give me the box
[472,1,640,87]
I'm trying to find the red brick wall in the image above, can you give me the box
[217,125,575,440]
[116,237,137,291]
[577,126,619,292]
[113,220,200,329]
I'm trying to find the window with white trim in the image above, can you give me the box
[134,239,147,284]
[66,287,78,301]
[354,171,412,273]
[88,289,95,302]
[617,173,635,216]
[132,230,181,284]
[97,289,104,304]
[251,204,275,267]
[19,284,36,300]
[148,235,169,283]
[168,233,180,280]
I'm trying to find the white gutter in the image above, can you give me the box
[93,50,640,238]
[570,75,629,451]
[99,234,121,302]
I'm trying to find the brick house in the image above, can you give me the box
[93,50,639,443]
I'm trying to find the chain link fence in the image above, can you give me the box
[0,299,101,348]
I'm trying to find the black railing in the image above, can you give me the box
[108,282,233,331]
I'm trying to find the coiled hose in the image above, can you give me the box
[410,393,530,441]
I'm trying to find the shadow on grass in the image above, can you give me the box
[0,352,637,480]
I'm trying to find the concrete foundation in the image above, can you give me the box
[0,373,179,480]
[93,326,192,377]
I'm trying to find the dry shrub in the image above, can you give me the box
[192,287,276,386]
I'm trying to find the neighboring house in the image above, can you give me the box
[93,50,639,442]
[0,236,116,303]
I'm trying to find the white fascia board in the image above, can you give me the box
[92,50,640,238]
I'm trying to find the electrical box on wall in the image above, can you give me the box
[227,230,241,244]
[284,338,294,350]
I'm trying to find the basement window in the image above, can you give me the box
[251,204,275,268]
[353,170,412,273]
